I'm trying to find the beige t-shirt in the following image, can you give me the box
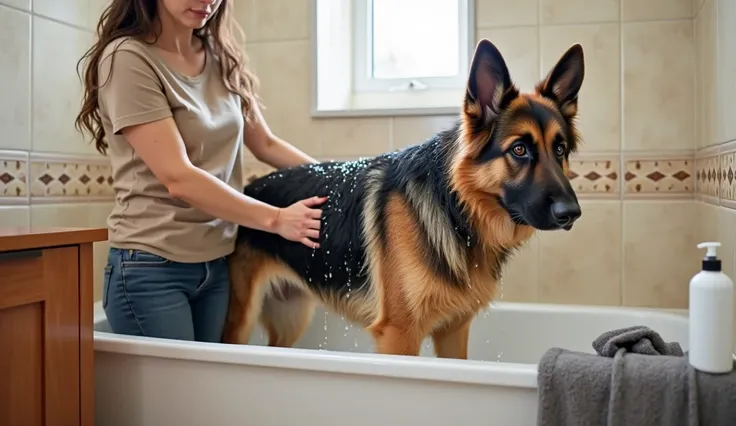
[97,37,246,263]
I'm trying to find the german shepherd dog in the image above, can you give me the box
[223,39,585,358]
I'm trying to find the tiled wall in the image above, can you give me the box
[693,0,736,331]
[0,0,706,310]
[237,0,700,309]
[0,0,112,301]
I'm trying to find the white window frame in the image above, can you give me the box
[351,0,472,95]
[310,0,475,117]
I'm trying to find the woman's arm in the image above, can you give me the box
[96,45,323,247]
[244,103,319,168]
[122,117,325,247]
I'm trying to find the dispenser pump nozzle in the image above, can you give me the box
[697,241,721,259]
[697,242,722,271]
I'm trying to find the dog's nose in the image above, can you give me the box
[550,201,581,229]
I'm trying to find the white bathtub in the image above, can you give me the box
[92,301,689,426]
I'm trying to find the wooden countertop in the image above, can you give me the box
[0,227,109,253]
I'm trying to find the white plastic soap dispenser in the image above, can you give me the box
[688,241,734,374]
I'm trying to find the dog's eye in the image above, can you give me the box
[512,144,527,157]
[554,144,566,157]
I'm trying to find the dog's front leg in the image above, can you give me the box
[431,316,472,359]
[370,323,423,356]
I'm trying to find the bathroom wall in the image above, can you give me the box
[692,0,736,332]
[236,0,699,309]
[0,0,702,309]
[0,0,111,300]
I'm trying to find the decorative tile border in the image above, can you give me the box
[695,141,736,208]
[0,151,706,205]
[29,154,114,200]
[0,151,114,205]
[695,152,720,201]
[247,153,701,200]
[0,151,29,205]
[622,154,694,198]
[566,156,620,198]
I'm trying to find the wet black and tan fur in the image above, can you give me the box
[223,39,586,358]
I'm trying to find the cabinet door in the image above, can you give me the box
[0,246,80,426]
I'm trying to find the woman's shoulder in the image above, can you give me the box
[98,37,160,81]
[100,36,155,65]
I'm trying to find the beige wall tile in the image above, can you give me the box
[246,40,321,156]
[392,116,458,150]
[697,202,719,253]
[30,203,90,228]
[476,0,537,28]
[499,234,539,302]
[32,16,95,155]
[693,0,706,16]
[694,10,701,149]
[0,6,30,151]
[34,0,89,28]
[623,201,700,308]
[696,0,718,148]
[232,0,255,42]
[538,201,622,305]
[247,0,310,42]
[0,206,30,227]
[622,0,693,21]
[718,0,736,143]
[477,26,539,93]
[623,21,694,151]
[694,5,705,149]
[88,0,109,31]
[715,206,736,349]
[0,0,30,11]
[321,118,391,158]
[716,206,736,279]
[540,0,620,25]
[541,24,620,153]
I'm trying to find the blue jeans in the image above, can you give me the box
[102,247,230,342]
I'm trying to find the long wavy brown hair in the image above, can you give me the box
[75,0,260,155]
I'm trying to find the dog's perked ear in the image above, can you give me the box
[464,39,517,123]
[536,44,585,119]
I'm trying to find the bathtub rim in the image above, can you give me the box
[92,301,687,389]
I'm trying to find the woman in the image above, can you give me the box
[74,0,325,343]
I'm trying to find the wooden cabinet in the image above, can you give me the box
[0,227,108,426]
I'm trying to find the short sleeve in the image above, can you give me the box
[98,44,173,134]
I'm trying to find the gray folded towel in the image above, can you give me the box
[537,347,613,426]
[592,325,684,357]
[537,333,736,425]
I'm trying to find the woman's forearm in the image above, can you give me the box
[168,166,281,232]
[253,134,319,169]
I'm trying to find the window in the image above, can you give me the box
[312,0,474,117]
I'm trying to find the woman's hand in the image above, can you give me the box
[274,196,327,248]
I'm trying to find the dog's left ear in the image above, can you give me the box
[536,44,585,118]
[465,39,516,122]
